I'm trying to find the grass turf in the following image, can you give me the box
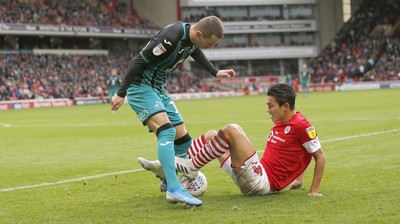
[0,89,399,223]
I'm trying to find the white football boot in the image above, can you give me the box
[137,157,165,180]
[174,157,198,180]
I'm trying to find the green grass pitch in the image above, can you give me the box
[1,89,399,223]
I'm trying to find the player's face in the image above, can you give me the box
[266,96,287,123]
[198,34,220,49]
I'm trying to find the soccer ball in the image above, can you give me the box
[158,171,208,196]
[179,171,208,197]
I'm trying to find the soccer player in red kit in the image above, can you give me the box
[139,83,326,196]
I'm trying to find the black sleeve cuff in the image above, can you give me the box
[117,89,126,98]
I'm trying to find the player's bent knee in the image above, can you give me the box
[204,130,218,141]
[222,124,243,137]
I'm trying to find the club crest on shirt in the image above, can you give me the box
[284,125,291,134]
[306,126,317,139]
[153,43,166,56]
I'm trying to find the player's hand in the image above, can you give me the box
[216,69,235,79]
[308,192,323,197]
[287,180,303,190]
[111,94,125,112]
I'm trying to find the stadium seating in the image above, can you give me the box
[1,0,399,101]
[309,0,400,84]
[0,0,158,29]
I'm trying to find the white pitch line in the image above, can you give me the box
[0,169,143,193]
[1,128,399,193]
[319,128,400,143]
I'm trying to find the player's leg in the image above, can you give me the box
[216,124,270,195]
[220,152,271,195]
[146,116,180,189]
[174,124,192,158]
[218,124,256,168]
[173,127,216,158]
[164,96,194,158]
[180,124,255,171]
[128,85,201,206]
[144,114,203,206]
[187,130,217,159]
[138,130,217,181]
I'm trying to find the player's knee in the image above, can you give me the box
[156,123,176,138]
[222,124,243,137]
[204,130,218,141]
[225,123,242,132]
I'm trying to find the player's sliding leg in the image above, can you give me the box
[187,130,218,159]
[156,124,202,206]
[176,124,255,176]
[138,130,217,180]
[175,129,229,178]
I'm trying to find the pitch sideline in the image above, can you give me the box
[1,128,399,193]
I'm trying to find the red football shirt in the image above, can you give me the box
[260,112,321,191]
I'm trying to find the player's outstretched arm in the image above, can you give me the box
[308,149,326,196]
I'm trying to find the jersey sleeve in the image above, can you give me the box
[298,122,321,154]
[190,49,218,76]
[117,55,147,97]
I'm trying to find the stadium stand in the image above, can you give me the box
[0,0,157,29]
[309,0,400,84]
[0,52,226,101]
[0,0,399,102]
[0,0,220,101]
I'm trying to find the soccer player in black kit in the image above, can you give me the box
[111,16,235,206]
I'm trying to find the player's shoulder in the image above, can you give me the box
[157,22,185,42]
[292,112,313,128]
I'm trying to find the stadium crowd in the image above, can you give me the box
[308,0,400,84]
[0,53,220,101]
[0,0,158,29]
[1,0,399,101]
[182,6,313,23]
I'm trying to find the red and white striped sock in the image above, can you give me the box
[191,130,229,169]
[187,134,206,159]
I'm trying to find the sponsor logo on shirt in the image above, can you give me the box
[268,130,286,144]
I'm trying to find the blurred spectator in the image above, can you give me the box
[309,0,400,84]
[0,0,158,29]
[0,53,226,101]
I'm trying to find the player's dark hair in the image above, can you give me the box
[267,83,296,110]
[195,16,224,38]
